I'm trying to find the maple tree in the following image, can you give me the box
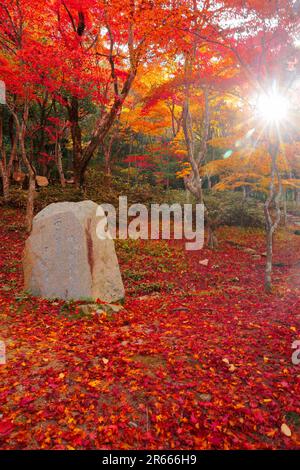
[0,0,188,227]
[142,0,300,286]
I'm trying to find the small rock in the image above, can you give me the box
[96,303,125,319]
[198,393,212,402]
[281,423,292,437]
[243,248,256,254]
[129,421,138,428]
[78,304,98,315]
[105,304,124,313]
[199,259,209,266]
[36,175,49,187]
[78,303,118,316]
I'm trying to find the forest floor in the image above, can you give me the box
[0,207,299,449]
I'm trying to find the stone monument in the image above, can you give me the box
[23,200,124,302]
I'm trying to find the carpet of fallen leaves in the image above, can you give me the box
[0,207,299,450]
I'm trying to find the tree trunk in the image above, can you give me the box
[207,225,218,249]
[282,189,287,226]
[26,172,36,232]
[57,144,66,187]
[8,113,18,176]
[103,136,114,178]
[38,94,48,176]
[0,107,10,201]
[0,160,10,201]
[296,188,300,206]
[207,176,211,190]
[265,228,273,293]
[19,127,36,233]
[264,141,282,293]
[10,102,36,232]
[182,53,216,249]
[68,96,84,187]
[69,67,136,187]
[104,151,111,177]
[55,138,66,188]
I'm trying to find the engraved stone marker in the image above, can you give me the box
[23,201,124,302]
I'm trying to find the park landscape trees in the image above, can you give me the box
[0,0,300,450]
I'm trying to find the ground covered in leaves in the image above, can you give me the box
[0,208,299,449]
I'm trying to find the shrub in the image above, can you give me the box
[204,191,265,228]
[159,189,265,228]
[1,171,265,229]
[2,186,83,212]
[1,168,164,213]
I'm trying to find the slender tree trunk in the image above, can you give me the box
[207,225,218,249]
[68,96,84,187]
[264,141,282,293]
[103,133,115,178]
[38,94,48,176]
[9,139,17,176]
[0,107,10,201]
[54,123,66,187]
[56,142,66,188]
[69,71,136,187]
[182,52,216,248]
[296,189,300,206]
[8,109,19,177]
[10,102,36,232]
[25,171,36,232]
[0,108,18,201]
[282,188,287,226]
[207,175,211,190]
[104,150,111,177]
[0,160,10,201]
[19,126,36,232]
[265,228,273,293]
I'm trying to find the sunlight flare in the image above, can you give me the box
[256,89,289,124]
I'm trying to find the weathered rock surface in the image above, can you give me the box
[23,200,124,302]
[78,303,125,317]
